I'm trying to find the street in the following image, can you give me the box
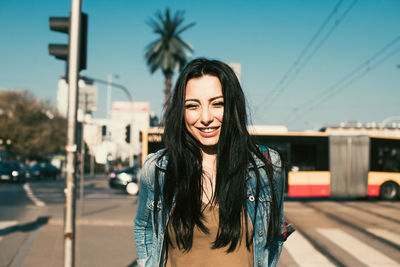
[0,176,399,267]
[279,199,400,267]
[0,176,138,267]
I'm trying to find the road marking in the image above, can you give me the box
[0,221,18,241]
[367,228,400,247]
[317,228,398,267]
[283,231,335,267]
[23,183,45,207]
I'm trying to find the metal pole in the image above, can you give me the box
[105,75,113,173]
[106,74,112,125]
[80,75,133,102]
[64,0,82,266]
[80,93,87,215]
[90,153,94,176]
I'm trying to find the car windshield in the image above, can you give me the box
[122,166,138,174]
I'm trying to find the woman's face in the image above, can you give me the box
[184,75,224,152]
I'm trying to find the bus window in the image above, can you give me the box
[291,144,317,171]
[370,138,400,173]
[377,147,400,172]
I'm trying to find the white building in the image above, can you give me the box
[57,79,156,165]
[84,101,155,165]
[57,78,98,121]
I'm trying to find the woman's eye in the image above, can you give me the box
[185,104,198,109]
[213,102,224,107]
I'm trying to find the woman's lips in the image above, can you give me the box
[198,127,220,137]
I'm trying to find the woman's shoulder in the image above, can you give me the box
[140,149,167,186]
[267,147,282,168]
[142,149,166,168]
[257,145,282,168]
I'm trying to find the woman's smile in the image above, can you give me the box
[198,126,220,136]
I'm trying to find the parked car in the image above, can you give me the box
[109,166,139,195]
[26,163,60,180]
[0,161,26,183]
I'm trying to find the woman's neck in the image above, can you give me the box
[202,154,216,175]
[201,149,217,204]
[201,147,217,173]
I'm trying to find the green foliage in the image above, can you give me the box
[0,90,67,160]
[145,8,195,103]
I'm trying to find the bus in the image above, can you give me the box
[141,128,400,201]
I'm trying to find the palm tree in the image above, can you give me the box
[145,8,195,106]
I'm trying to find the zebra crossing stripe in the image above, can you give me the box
[367,228,400,247]
[317,228,398,267]
[0,221,18,241]
[23,183,45,207]
[283,231,335,267]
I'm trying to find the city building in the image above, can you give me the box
[57,79,157,166]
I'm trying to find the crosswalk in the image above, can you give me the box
[282,228,399,267]
[284,230,335,266]
[367,228,400,247]
[318,229,398,267]
[0,220,399,266]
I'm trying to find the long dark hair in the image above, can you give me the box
[155,58,281,252]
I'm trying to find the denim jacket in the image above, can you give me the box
[134,147,285,267]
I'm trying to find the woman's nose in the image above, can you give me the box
[200,107,213,125]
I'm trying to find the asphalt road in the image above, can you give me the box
[279,199,400,267]
[0,175,138,267]
[0,176,399,267]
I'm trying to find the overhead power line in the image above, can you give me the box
[256,0,358,115]
[286,35,400,124]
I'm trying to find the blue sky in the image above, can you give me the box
[0,0,399,131]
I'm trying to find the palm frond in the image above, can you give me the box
[176,22,196,35]
[144,8,196,101]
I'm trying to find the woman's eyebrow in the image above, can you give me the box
[184,98,200,102]
[210,96,224,101]
[184,96,223,102]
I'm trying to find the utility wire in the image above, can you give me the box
[298,35,400,110]
[286,35,400,124]
[262,0,344,106]
[293,0,358,78]
[256,0,358,115]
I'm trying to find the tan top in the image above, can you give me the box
[166,204,253,267]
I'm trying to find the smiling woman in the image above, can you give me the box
[134,58,286,267]
[184,75,224,151]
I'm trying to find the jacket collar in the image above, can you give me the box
[154,150,265,171]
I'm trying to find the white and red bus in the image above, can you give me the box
[141,128,400,201]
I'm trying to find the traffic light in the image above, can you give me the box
[48,13,88,72]
[125,125,131,143]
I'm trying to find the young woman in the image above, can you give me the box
[134,58,285,267]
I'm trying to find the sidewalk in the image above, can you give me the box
[19,195,139,266]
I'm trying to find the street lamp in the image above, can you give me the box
[78,74,134,173]
[105,74,118,173]
[106,74,119,125]
[79,75,133,102]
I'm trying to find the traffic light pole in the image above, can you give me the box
[64,0,82,266]
[80,93,87,216]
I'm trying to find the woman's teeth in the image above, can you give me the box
[200,128,217,133]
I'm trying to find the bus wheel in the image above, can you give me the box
[379,181,399,201]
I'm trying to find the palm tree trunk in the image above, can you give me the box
[164,72,172,107]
